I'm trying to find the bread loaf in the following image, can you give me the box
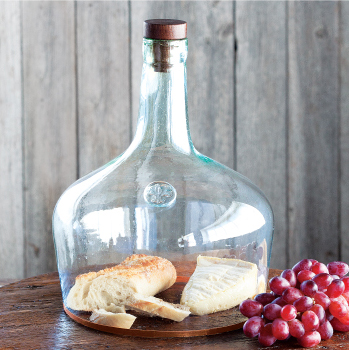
[66,254,177,311]
[90,309,136,329]
[126,294,190,322]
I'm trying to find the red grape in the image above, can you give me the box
[239,299,263,318]
[337,295,349,307]
[310,304,326,325]
[341,276,349,292]
[327,261,349,277]
[280,304,297,321]
[272,318,289,340]
[326,279,345,298]
[313,291,331,310]
[310,259,318,265]
[329,299,348,318]
[325,309,334,322]
[263,303,282,320]
[297,331,321,348]
[243,316,264,338]
[311,262,329,274]
[288,319,305,338]
[300,280,318,297]
[318,320,333,340]
[342,291,349,303]
[271,296,287,307]
[258,323,277,346]
[302,311,320,331]
[293,296,314,313]
[282,287,304,304]
[330,317,349,332]
[281,269,297,287]
[269,276,291,295]
[292,259,313,275]
[297,270,315,283]
[238,258,349,348]
[254,292,276,306]
[312,273,333,291]
[338,312,349,325]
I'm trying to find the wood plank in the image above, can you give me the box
[0,1,24,279]
[235,2,287,269]
[22,2,77,277]
[288,1,339,265]
[130,1,234,168]
[340,2,349,262]
[0,279,19,288]
[77,1,131,177]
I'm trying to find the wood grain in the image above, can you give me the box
[0,279,19,287]
[288,1,340,265]
[130,1,234,168]
[235,2,288,269]
[0,1,24,279]
[77,1,131,177]
[22,2,77,276]
[2,269,349,349]
[1,1,349,279]
[340,2,349,262]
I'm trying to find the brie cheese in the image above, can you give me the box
[180,256,258,315]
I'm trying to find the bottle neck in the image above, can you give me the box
[132,38,194,154]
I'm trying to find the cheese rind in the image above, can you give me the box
[180,256,258,315]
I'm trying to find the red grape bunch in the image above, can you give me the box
[239,259,349,347]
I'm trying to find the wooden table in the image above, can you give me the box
[0,279,18,288]
[1,270,349,349]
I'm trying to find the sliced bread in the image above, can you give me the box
[66,254,177,311]
[90,309,136,329]
[126,294,190,322]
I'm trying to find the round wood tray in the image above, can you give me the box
[64,276,248,338]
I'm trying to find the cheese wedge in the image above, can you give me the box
[180,256,258,315]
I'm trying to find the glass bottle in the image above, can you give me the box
[53,19,273,304]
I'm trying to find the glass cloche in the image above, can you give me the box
[53,19,274,308]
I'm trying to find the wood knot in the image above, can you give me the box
[29,242,40,257]
[315,26,327,38]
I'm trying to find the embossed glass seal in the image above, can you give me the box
[144,181,177,207]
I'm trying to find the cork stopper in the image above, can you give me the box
[143,19,187,40]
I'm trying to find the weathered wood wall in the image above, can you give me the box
[0,1,348,279]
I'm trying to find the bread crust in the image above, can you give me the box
[75,255,175,285]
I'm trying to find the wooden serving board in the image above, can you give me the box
[1,269,349,349]
[64,276,247,337]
